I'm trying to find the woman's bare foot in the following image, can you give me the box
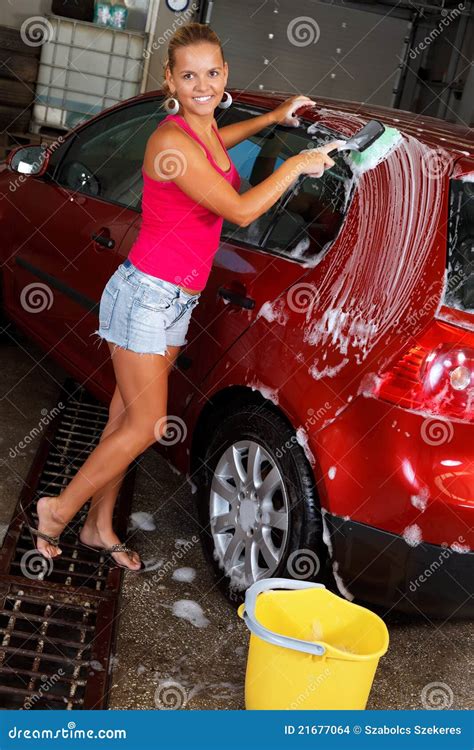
[79,520,142,571]
[35,496,67,559]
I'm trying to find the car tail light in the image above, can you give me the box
[375,335,474,422]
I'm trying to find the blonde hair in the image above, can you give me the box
[161,22,225,111]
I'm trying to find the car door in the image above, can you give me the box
[168,102,353,416]
[6,97,166,386]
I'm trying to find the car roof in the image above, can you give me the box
[227,89,474,159]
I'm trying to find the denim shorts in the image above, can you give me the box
[91,258,201,355]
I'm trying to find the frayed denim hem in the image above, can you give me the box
[88,330,169,357]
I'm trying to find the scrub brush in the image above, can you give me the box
[327,119,403,172]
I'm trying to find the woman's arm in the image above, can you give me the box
[145,125,340,228]
[216,94,316,149]
[216,110,276,149]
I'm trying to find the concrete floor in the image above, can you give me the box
[0,321,472,711]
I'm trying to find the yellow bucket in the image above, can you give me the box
[237,578,389,710]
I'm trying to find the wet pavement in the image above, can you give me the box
[0,322,472,711]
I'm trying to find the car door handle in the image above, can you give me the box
[91,232,115,250]
[218,287,255,310]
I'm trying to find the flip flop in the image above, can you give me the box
[19,498,62,555]
[78,536,145,573]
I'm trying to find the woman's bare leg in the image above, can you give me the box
[78,384,131,565]
[34,341,181,560]
[79,344,181,569]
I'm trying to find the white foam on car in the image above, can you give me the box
[286,124,449,391]
[256,299,289,326]
[247,380,279,405]
[320,508,333,558]
[403,524,422,546]
[451,542,470,553]
[348,129,404,177]
[410,487,429,512]
[296,426,316,466]
[332,561,354,601]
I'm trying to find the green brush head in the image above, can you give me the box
[349,126,403,172]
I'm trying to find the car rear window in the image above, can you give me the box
[444,177,474,313]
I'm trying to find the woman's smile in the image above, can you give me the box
[192,94,214,103]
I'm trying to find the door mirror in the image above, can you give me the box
[7,145,50,176]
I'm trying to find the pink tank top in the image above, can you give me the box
[128,113,241,291]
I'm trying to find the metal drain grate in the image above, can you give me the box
[0,379,138,708]
[0,581,115,708]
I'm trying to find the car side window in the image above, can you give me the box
[262,131,353,260]
[218,106,287,245]
[217,104,353,261]
[53,99,167,210]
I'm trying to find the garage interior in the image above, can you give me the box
[0,0,472,714]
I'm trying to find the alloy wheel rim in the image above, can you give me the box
[209,440,289,589]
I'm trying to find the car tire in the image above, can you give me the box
[195,401,328,604]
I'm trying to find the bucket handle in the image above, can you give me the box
[241,578,327,657]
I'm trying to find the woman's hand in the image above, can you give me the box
[294,140,347,178]
[271,95,316,127]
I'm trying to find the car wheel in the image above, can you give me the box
[195,402,328,603]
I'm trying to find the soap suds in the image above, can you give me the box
[172,567,196,583]
[172,600,210,628]
[295,427,316,466]
[332,561,354,601]
[403,524,423,547]
[248,380,279,405]
[129,512,156,531]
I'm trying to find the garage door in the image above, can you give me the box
[208,0,411,106]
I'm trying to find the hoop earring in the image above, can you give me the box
[164,96,180,114]
[217,91,232,109]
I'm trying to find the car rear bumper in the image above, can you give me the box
[316,396,473,549]
[324,512,474,619]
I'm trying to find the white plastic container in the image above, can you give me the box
[32,13,146,131]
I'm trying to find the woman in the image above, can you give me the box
[26,22,342,570]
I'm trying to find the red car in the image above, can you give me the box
[1,90,472,618]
